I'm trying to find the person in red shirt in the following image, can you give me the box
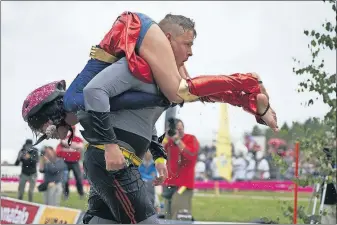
[56,126,85,199]
[162,118,199,220]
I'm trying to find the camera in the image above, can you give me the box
[167,118,177,137]
[323,147,332,159]
[40,149,45,157]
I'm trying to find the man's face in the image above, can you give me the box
[44,148,56,161]
[176,121,184,138]
[144,150,153,162]
[169,30,194,67]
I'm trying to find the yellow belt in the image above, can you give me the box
[85,144,142,167]
[89,46,119,64]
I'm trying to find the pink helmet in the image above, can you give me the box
[22,80,66,122]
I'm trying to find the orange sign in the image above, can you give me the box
[38,207,80,224]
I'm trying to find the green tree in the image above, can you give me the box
[251,125,263,136]
[292,0,336,166]
[278,0,336,223]
[280,122,289,132]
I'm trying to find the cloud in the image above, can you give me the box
[1,1,335,161]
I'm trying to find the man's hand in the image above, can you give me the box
[153,159,168,186]
[24,153,31,159]
[105,144,126,171]
[17,151,24,160]
[169,132,179,141]
[39,157,45,171]
[61,140,68,147]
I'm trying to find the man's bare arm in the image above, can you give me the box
[139,25,183,103]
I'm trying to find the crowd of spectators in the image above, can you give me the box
[195,135,321,182]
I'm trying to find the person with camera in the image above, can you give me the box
[162,118,200,220]
[320,147,336,224]
[14,139,39,202]
[39,146,67,206]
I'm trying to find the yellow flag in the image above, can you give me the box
[215,104,232,181]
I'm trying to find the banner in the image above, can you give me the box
[194,180,313,192]
[215,104,232,181]
[1,198,40,224]
[1,166,22,179]
[38,206,81,224]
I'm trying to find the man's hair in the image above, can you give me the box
[175,118,184,128]
[158,14,197,38]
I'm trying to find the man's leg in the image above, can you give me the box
[64,163,71,198]
[27,173,37,202]
[138,214,160,224]
[83,186,118,223]
[62,168,69,199]
[44,188,50,205]
[170,189,193,220]
[48,185,57,206]
[17,174,28,200]
[54,183,63,206]
[88,216,118,224]
[163,198,172,219]
[144,180,155,206]
[71,162,84,197]
[83,147,157,224]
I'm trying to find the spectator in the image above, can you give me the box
[14,139,39,202]
[138,150,157,206]
[195,154,206,181]
[320,147,336,224]
[210,154,226,181]
[245,152,256,180]
[232,155,247,182]
[321,181,337,224]
[255,151,270,180]
[205,153,214,180]
[162,118,199,220]
[39,146,67,206]
[56,126,84,200]
[232,141,248,181]
[244,134,259,156]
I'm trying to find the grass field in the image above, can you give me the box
[3,191,314,224]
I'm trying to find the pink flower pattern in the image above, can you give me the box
[22,80,65,120]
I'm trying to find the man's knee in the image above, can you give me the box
[86,216,117,224]
[138,214,160,224]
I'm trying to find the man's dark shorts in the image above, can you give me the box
[83,146,156,223]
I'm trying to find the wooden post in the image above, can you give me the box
[214,181,220,196]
